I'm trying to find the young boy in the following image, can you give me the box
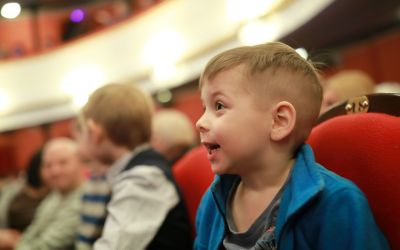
[194,42,389,250]
[78,83,192,249]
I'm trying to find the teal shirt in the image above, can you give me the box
[194,144,389,250]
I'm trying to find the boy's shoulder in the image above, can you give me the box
[289,144,367,206]
[314,163,364,196]
[310,164,368,208]
[282,145,377,227]
[278,145,390,250]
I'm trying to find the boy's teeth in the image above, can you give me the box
[208,145,220,154]
[204,143,220,154]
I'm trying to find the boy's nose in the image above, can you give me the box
[196,114,209,132]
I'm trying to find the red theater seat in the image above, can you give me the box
[172,146,214,235]
[308,113,400,249]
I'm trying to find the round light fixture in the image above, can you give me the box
[1,2,21,19]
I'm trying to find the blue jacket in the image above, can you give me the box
[194,144,389,250]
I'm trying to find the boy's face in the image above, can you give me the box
[196,66,272,175]
[75,118,114,165]
[74,119,95,160]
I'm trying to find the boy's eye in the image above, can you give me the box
[215,102,224,111]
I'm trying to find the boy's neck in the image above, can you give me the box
[231,152,295,233]
[239,153,294,191]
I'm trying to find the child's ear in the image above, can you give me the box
[270,101,296,141]
[87,119,105,144]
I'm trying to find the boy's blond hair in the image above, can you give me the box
[201,42,323,147]
[82,83,154,150]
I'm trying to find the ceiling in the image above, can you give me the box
[0,0,110,9]
[0,0,399,131]
[281,0,400,50]
[2,0,399,43]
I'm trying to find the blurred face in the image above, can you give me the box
[73,120,109,175]
[75,117,114,165]
[41,144,82,193]
[196,66,271,175]
[73,117,94,161]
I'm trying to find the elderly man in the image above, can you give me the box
[14,138,84,250]
[151,110,197,165]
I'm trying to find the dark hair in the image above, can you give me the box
[26,149,44,188]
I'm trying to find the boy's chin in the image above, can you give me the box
[211,164,232,175]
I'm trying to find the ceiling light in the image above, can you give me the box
[295,47,308,59]
[0,90,10,114]
[151,61,178,84]
[1,2,21,19]
[142,30,186,66]
[238,20,279,45]
[226,0,285,22]
[70,9,85,23]
[61,65,105,108]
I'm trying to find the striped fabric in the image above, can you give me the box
[76,174,111,250]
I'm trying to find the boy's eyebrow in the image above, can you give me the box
[200,88,225,104]
[210,90,224,99]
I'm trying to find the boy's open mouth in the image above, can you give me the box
[204,143,220,154]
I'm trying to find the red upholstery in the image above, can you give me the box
[172,146,214,235]
[307,113,400,249]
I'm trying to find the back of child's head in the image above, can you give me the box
[82,83,154,150]
[201,42,323,148]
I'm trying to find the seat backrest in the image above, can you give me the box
[172,146,214,235]
[318,93,400,124]
[308,113,400,249]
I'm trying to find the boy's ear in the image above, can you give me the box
[270,101,296,141]
[87,119,105,144]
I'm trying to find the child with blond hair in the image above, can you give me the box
[78,83,191,250]
[194,42,389,250]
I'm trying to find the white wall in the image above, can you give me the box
[0,0,334,131]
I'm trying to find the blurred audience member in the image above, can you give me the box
[151,110,196,165]
[374,82,400,93]
[12,138,84,250]
[72,118,111,250]
[0,149,47,231]
[79,83,192,249]
[0,149,48,249]
[321,70,375,113]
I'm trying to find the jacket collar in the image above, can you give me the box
[210,174,239,216]
[210,144,324,239]
[106,143,150,184]
[275,144,324,239]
